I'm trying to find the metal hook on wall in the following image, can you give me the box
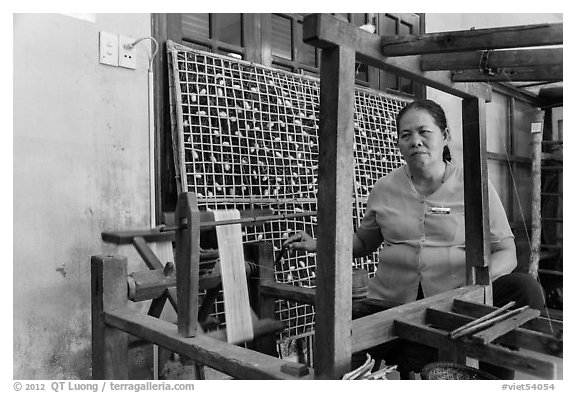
[479,49,499,77]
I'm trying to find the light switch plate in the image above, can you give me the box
[99,31,118,67]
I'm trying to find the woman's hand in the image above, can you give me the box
[282,231,317,253]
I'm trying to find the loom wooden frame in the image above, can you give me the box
[92,13,562,380]
[300,13,562,378]
[302,13,496,377]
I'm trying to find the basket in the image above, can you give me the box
[421,362,499,380]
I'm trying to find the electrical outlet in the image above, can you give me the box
[118,35,137,70]
[99,31,118,66]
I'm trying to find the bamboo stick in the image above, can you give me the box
[450,305,529,340]
[449,301,516,338]
[530,120,543,279]
[160,211,318,232]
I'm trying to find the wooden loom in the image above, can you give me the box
[92,14,563,380]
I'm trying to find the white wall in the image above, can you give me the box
[14,13,153,379]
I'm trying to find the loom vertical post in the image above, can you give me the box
[175,192,201,337]
[313,43,356,378]
[461,98,492,302]
[247,241,279,357]
[91,255,129,379]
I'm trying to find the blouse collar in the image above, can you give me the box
[403,161,455,184]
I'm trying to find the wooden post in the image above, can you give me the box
[175,192,201,337]
[247,241,279,357]
[461,98,491,295]
[91,255,129,379]
[529,120,543,279]
[314,44,356,379]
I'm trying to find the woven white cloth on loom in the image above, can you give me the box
[213,209,255,344]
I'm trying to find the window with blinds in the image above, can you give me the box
[176,13,423,96]
[181,13,245,59]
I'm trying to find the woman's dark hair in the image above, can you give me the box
[396,99,452,162]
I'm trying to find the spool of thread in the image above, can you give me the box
[352,268,369,299]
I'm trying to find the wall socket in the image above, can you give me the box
[118,35,137,70]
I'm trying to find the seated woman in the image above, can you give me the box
[283,99,545,379]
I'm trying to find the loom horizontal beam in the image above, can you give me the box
[452,66,562,82]
[421,48,563,71]
[160,211,317,232]
[101,211,317,245]
[426,308,562,357]
[451,298,563,334]
[302,13,492,101]
[127,261,258,302]
[382,23,562,56]
[393,320,557,379]
[102,229,175,245]
[203,314,286,344]
[351,286,486,353]
[127,267,176,302]
[103,310,310,379]
[259,281,400,318]
[259,281,316,304]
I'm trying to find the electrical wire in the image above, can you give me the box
[126,35,160,379]
[126,36,159,228]
[126,36,159,71]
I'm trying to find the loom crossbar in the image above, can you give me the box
[104,310,311,379]
[101,209,278,245]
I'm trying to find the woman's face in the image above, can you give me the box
[397,108,448,171]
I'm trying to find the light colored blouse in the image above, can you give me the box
[358,162,513,303]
